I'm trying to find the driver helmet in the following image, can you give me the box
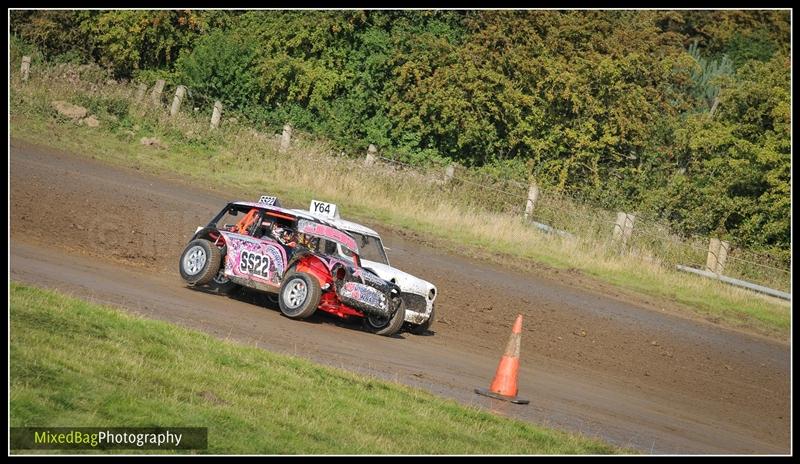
[273,226,296,247]
[282,229,297,246]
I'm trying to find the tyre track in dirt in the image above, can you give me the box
[10,139,790,454]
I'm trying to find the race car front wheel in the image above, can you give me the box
[363,296,405,336]
[278,272,320,319]
[179,239,222,285]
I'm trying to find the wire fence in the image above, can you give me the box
[14,60,792,295]
[373,137,790,294]
[373,144,789,293]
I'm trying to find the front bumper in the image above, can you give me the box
[400,292,435,325]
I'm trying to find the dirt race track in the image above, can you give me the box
[10,139,790,454]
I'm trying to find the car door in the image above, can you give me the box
[219,210,288,289]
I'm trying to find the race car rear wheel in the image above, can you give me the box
[179,239,221,286]
[408,304,436,335]
[363,295,405,336]
[278,272,320,319]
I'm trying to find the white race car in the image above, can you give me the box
[295,200,438,334]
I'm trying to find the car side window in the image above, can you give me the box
[256,219,274,239]
[231,208,261,236]
[324,239,337,255]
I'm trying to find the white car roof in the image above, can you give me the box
[292,209,380,238]
[234,201,320,222]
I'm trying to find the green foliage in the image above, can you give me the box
[73,94,131,121]
[687,41,733,111]
[50,49,86,65]
[10,10,92,62]
[643,55,790,259]
[724,29,779,67]
[132,67,181,87]
[74,10,220,77]
[10,36,43,66]
[175,29,260,110]
[667,10,790,57]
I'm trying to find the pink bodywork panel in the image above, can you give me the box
[220,231,287,286]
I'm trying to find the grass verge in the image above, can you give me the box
[9,71,790,339]
[10,282,623,454]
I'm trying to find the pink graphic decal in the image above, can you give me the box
[340,281,386,310]
[297,220,358,252]
[221,232,286,284]
[343,282,362,300]
[324,257,352,272]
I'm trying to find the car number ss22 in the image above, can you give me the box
[239,251,271,278]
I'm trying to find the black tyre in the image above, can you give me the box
[408,304,436,335]
[208,270,239,295]
[179,239,221,285]
[363,295,405,336]
[278,272,321,319]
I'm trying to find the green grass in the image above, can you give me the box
[9,282,623,454]
[9,69,790,339]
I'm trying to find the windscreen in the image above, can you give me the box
[348,232,388,264]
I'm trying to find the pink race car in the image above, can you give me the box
[179,196,406,336]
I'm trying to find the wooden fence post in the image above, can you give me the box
[444,164,455,183]
[717,240,730,274]
[170,85,186,117]
[613,212,626,242]
[210,100,223,129]
[706,238,730,274]
[150,79,165,106]
[612,212,635,245]
[705,238,720,273]
[135,82,147,103]
[623,214,636,244]
[524,182,540,221]
[279,123,292,153]
[364,144,377,167]
[21,56,31,82]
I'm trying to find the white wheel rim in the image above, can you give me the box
[284,278,308,309]
[183,246,207,275]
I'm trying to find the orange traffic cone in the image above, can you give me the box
[475,314,529,404]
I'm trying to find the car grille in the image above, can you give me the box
[400,292,428,314]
